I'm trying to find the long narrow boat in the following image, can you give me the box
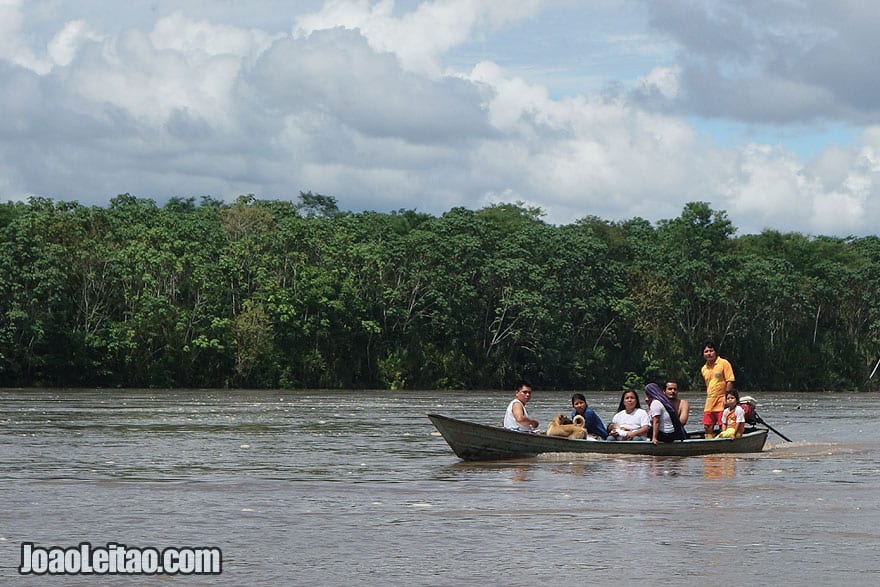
[427,413,768,461]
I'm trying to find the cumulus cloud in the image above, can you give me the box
[46,20,105,68]
[0,0,52,73]
[466,59,709,223]
[712,136,880,235]
[0,0,877,236]
[249,28,492,143]
[646,0,880,124]
[293,0,542,75]
[635,65,681,101]
[64,12,275,128]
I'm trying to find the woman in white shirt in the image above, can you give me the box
[607,390,650,441]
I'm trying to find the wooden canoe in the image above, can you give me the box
[427,413,768,461]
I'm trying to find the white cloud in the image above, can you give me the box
[468,60,549,133]
[646,0,880,124]
[65,13,277,128]
[65,30,231,127]
[293,0,542,75]
[723,144,815,229]
[149,12,276,63]
[46,20,104,67]
[0,0,878,237]
[636,65,680,100]
[0,1,103,73]
[0,0,52,73]
[248,28,492,143]
[465,59,706,223]
[716,138,880,235]
[808,140,878,234]
[464,54,880,236]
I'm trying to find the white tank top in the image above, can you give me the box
[504,399,532,431]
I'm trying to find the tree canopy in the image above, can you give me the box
[1,194,877,391]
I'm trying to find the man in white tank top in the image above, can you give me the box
[503,380,539,432]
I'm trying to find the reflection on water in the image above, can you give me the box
[510,466,530,482]
[702,456,737,479]
[1,388,879,584]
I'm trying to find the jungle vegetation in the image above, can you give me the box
[1,193,878,391]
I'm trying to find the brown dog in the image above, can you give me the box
[546,413,587,439]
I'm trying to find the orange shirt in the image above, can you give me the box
[701,357,734,412]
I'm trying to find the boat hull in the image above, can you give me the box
[427,413,768,461]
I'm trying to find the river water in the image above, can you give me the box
[1,388,878,585]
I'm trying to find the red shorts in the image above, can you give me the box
[702,411,723,426]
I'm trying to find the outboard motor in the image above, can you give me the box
[738,395,758,426]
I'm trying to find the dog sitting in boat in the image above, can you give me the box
[546,413,587,439]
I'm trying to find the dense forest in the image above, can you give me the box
[0,193,878,391]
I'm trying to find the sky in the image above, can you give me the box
[1,0,879,236]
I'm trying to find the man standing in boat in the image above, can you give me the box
[503,380,539,432]
[700,339,735,438]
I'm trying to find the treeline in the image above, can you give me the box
[0,194,878,391]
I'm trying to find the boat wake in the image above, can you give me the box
[761,440,875,458]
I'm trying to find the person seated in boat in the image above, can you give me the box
[606,390,650,441]
[570,393,608,439]
[503,380,539,432]
[718,389,746,439]
[664,379,689,426]
[645,383,687,444]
